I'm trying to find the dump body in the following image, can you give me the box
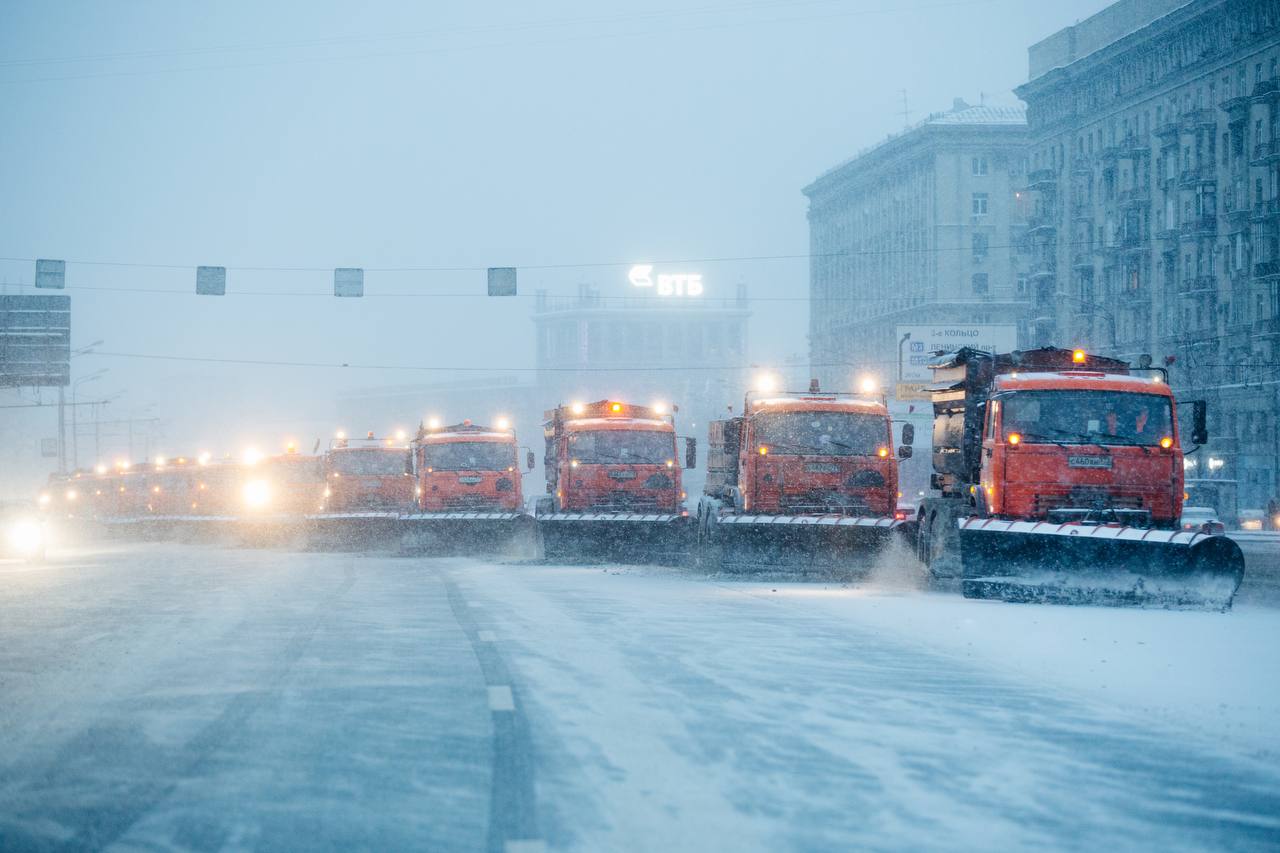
[537,400,692,563]
[697,389,909,573]
[916,346,1243,608]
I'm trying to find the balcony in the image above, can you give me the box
[1252,79,1280,102]
[1179,275,1215,295]
[1072,252,1094,270]
[1119,186,1150,207]
[1179,164,1217,187]
[1071,156,1092,176]
[1025,168,1057,192]
[1220,95,1250,124]
[1254,318,1280,337]
[1179,216,1217,238]
[1254,260,1280,280]
[1252,141,1280,165]
[1027,214,1057,236]
[1251,197,1280,222]
[1156,225,1180,244]
[1029,260,1057,281]
[1180,108,1217,131]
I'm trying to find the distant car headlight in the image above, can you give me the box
[7,519,45,555]
[243,480,271,509]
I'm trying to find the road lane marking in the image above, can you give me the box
[488,685,515,712]
[478,630,496,642]
[504,842,547,853]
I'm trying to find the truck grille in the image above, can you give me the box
[585,491,662,512]
[779,490,871,515]
[442,495,506,511]
[1034,490,1145,513]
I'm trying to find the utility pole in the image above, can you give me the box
[57,386,66,474]
[899,89,911,128]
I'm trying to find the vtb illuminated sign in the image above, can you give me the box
[628,264,703,297]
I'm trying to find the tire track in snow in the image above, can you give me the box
[438,565,541,853]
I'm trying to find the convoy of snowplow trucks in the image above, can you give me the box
[35,349,1249,609]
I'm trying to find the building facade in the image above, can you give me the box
[804,99,1032,393]
[1015,0,1280,513]
[532,283,750,431]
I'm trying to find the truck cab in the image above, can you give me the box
[544,400,688,515]
[241,448,325,517]
[415,421,528,513]
[729,391,899,516]
[979,371,1183,528]
[323,434,415,514]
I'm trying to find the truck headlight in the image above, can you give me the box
[243,480,271,509]
[7,519,45,555]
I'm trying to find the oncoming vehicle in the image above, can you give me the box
[537,400,695,563]
[2,501,49,562]
[916,346,1244,609]
[1180,506,1225,536]
[322,433,415,514]
[697,378,911,573]
[404,419,534,555]
[240,446,325,518]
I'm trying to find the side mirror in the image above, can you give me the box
[898,444,913,459]
[405,450,414,475]
[526,450,535,471]
[1191,400,1208,446]
[901,423,915,447]
[684,437,697,470]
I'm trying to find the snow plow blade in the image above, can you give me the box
[700,514,910,575]
[537,512,695,565]
[304,513,406,551]
[400,512,537,558]
[958,519,1245,610]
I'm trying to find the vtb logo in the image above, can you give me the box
[628,264,704,297]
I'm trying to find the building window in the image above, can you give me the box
[972,233,989,258]
[972,193,989,216]
[972,156,989,176]
[972,273,989,295]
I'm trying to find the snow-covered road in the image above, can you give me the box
[1,544,1278,851]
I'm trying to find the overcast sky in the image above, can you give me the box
[0,0,1113,458]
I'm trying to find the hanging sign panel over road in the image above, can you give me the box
[0,294,71,388]
[894,324,1018,400]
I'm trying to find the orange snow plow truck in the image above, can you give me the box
[695,380,913,573]
[403,420,536,556]
[915,346,1244,609]
[536,400,695,563]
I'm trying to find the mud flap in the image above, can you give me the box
[703,514,904,576]
[958,519,1245,610]
[537,513,695,566]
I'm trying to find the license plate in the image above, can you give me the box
[804,463,840,474]
[608,470,637,480]
[458,476,482,484]
[1067,455,1112,469]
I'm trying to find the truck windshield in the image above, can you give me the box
[422,442,513,471]
[264,458,323,482]
[568,430,673,465]
[329,449,405,476]
[752,412,885,456]
[1001,391,1174,446]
